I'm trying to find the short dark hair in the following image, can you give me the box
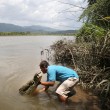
[39,60,49,68]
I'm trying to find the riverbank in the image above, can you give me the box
[50,35,110,110]
[69,86,101,110]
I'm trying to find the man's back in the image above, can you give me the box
[47,65,79,82]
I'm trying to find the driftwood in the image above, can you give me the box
[19,72,42,95]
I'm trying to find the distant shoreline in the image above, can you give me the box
[0,32,75,36]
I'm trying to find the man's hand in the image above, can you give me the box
[33,87,45,95]
[33,86,49,95]
[39,86,49,92]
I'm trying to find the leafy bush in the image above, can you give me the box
[76,23,106,43]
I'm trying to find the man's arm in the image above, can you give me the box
[38,81,55,92]
[41,81,55,86]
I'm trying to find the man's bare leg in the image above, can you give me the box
[57,94,67,104]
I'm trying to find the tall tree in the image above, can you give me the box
[80,0,110,29]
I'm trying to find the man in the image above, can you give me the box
[38,60,79,103]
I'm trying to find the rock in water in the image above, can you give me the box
[19,72,42,95]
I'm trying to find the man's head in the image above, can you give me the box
[39,60,49,73]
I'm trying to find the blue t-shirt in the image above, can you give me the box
[47,65,79,82]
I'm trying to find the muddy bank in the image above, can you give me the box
[34,85,101,110]
[67,86,101,110]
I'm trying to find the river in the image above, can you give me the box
[0,36,76,110]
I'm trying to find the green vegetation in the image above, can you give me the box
[79,0,110,29]
[49,0,110,109]
[50,33,110,110]
[0,32,76,36]
[76,23,106,43]
[0,32,31,36]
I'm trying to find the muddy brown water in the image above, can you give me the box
[0,36,100,110]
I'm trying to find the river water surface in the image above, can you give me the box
[0,36,76,110]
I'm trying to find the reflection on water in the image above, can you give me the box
[0,36,100,110]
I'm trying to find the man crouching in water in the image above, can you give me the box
[37,60,79,104]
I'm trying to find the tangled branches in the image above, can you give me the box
[50,39,75,66]
[50,31,110,109]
